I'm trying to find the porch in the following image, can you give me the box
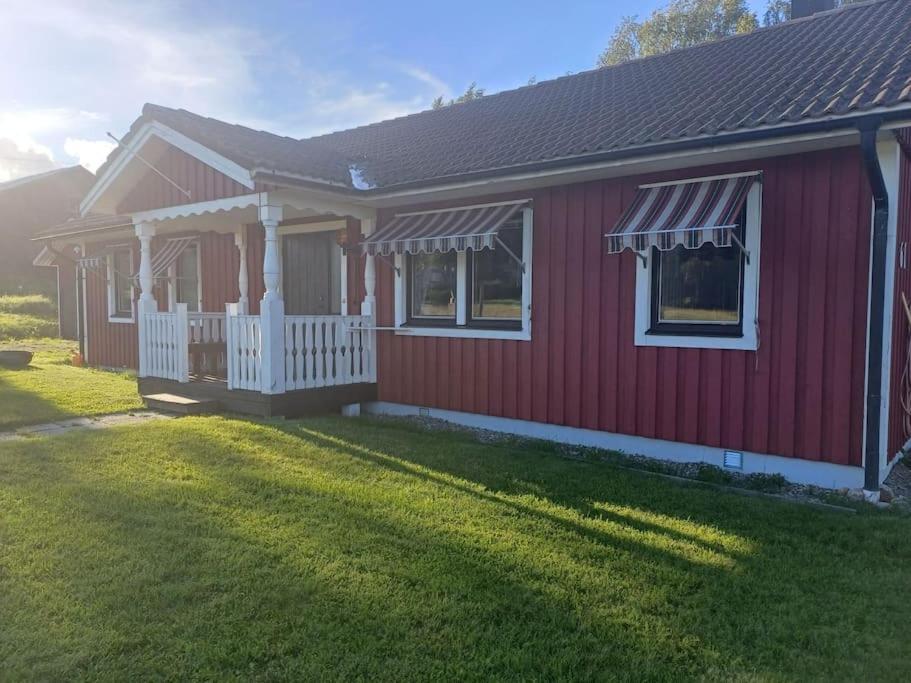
[131,191,380,416]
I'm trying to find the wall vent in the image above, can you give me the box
[723,451,743,470]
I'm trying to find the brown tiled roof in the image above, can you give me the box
[102,0,911,193]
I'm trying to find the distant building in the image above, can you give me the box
[0,166,94,338]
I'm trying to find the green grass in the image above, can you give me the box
[0,294,57,318]
[0,339,143,429]
[0,312,58,340]
[1,414,909,680]
[0,295,58,340]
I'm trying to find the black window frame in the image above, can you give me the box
[465,246,523,331]
[647,210,746,339]
[405,251,458,328]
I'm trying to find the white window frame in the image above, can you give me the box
[634,178,761,350]
[393,207,533,341]
[106,246,135,324]
[167,240,203,313]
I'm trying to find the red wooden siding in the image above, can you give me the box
[83,239,140,369]
[116,146,250,214]
[84,231,239,369]
[888,130,911,459]
[374,147,873,466]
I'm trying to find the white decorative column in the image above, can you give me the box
[234,227,249,314]
[258,203,285,394]
[361,253,376,317]
[135,222,156,377]
[360,217,377,318]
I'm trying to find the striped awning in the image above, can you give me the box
[363,200,529,256]
[606,174,756,254]
[146,236,196,278]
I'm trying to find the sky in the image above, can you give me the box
[0,0,768,182]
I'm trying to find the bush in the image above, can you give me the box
[0,294,57,318]
[0,313,58,340]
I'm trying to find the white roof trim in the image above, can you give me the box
[131,192,262,224]
[80,120,255,216]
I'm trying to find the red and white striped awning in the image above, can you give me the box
[146,236,196,278]
[363,200,529,256]
[606,174,757,254]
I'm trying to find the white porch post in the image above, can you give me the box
[235,227,249,314]
[259,203,285,394]
[361,218,376,317]
[135,222,156,377]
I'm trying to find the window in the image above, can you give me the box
[634,180,761,350]
[408,252,457,323]
[396,208,532,340]
[172,243,200,312]
[107,247,134,321]
[470,221,523,326]
[649,214,744,337]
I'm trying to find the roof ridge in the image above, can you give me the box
[305,0,899,145]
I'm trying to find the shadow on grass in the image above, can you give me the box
[2,416,909,680]
[1,431,718,680]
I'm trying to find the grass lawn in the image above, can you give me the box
[1,414,909,680]
[0,295,59,340]
[0,339,143,429]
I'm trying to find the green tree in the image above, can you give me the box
[764,0,862,26]
[598,0,759,67]
[432,82,486,109]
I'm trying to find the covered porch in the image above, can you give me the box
[131,189,380,415]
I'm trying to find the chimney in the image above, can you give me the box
[791,0,836,19]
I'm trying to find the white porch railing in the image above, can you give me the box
[140,304,189,382]
[283,315,375,391]
[225,310,263,391]
[189,312,227,344]
[141,305,376,395]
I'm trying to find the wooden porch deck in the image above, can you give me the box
[138,376,377,418]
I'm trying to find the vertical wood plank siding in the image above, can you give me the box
[374,148,872,466]
[116,146,251,213]
[85,232,239,369]
[888,129,911,459]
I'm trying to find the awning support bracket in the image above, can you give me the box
[495,236,526,273]
[636,251,648,269]
[730,233,751,265]
[374,252,401,277]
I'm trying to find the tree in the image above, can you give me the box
[764,0,862,26]
[598,0,758,67]
[432,82,486,109]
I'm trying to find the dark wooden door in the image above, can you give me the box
[282,231,339,315]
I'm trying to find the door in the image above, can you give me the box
[282,231,341,315]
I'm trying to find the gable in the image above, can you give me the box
[116,145,252,214]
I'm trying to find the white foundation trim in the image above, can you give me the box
[362,401,865,489]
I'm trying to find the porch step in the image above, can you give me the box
[142,393,221,415]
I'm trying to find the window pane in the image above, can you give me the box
[175,245,199,312]
[411,252,456,319]
[658,243,741,324]
[472,225,522,321]
[113,250,132,316]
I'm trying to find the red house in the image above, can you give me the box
[35,0,911,495]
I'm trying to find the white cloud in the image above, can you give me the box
[0,138,55,183]
[399,65,452,100]
[0,0,451,177]
[63,138,116,173]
